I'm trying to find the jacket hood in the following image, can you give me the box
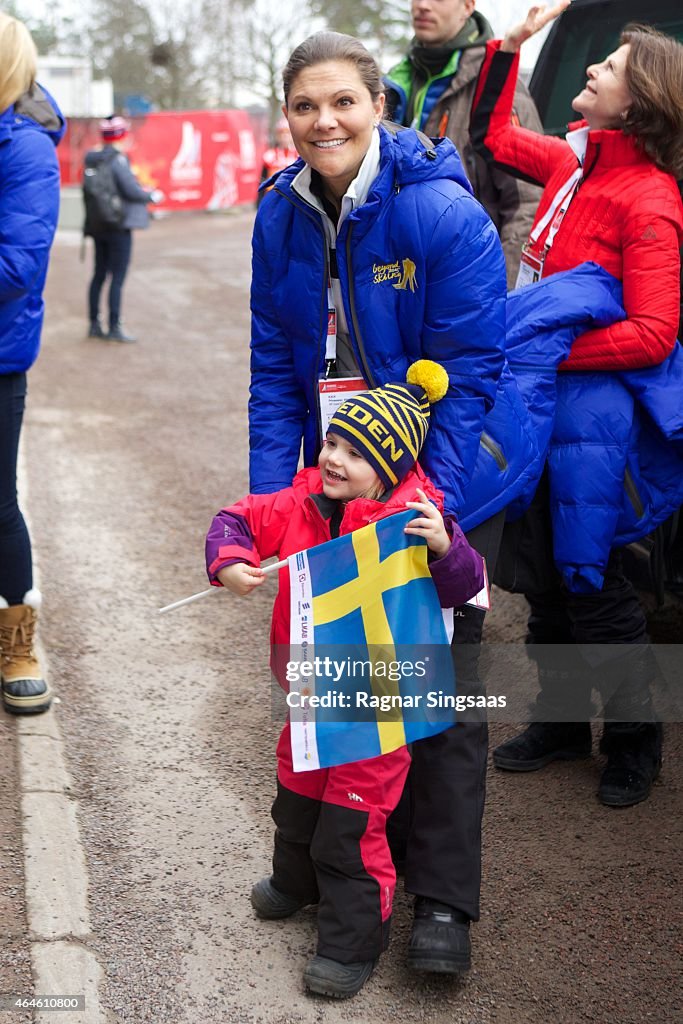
[379,122,472,193]
[463,10,494,49]
[12,84,65,146]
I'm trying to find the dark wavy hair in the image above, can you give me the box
[620,23,683,178]
[282,31,383,106]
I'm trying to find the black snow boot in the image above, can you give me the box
[250,876,313,919]
[598,722,662,807]
[407,897,471,973]
[303,955,377,998]
[493,721,592,771]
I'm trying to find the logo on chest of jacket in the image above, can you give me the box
[372,258,418,291]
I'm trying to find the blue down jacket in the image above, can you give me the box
[506,263,683,593]
[250,123,539,529]
[0,85,65,374]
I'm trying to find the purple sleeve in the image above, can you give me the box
[205,510,258,583]
[428,515,485,608]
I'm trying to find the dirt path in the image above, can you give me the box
[12,212,681,1023]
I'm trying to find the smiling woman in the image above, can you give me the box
[283,60,385,203]
[571,42,632,130]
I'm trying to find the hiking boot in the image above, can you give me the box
[88,319,105,338]
[493,721,592,772]
[0,591,51,715]
[598,723,662,807]
[303,955,377,998]
[107,323,137,343]
[407,897,471,973]
[250,876,312,919]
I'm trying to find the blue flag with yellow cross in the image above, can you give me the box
[287,510,455,771]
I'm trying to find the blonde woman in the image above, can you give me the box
[0,12,64,715]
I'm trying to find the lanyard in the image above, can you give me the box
[325,246,338,363]
[529,167,582,253]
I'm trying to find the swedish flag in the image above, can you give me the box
[289,510,455,771]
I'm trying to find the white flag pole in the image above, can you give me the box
[158,558,287,614]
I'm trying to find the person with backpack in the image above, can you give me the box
[84,116,162,343]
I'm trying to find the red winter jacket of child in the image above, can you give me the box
[206,464,484,650]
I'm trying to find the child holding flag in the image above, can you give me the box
[205,361,484,998]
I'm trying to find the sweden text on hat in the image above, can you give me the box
[327,360,449,489]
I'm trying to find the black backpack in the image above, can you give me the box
[82,150,124,236]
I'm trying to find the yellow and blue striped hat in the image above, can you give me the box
[327,360,449,490]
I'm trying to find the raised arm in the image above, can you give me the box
[471,40,567,190]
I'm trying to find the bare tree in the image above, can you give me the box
[238,1,320,129]
[308,0,409,63]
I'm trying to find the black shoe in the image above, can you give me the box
[87,320,105,338]
[107,324,137,343]
[598,724,662,807]
[493,721,592,772]
[303,955,377,998]
[250,876,312,919]
[407,897,471,973]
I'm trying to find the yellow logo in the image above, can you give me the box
[393,259,417,292]
[372,258,418,291]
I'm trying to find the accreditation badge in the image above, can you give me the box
[515,246,545,289]
[318,376,367,438]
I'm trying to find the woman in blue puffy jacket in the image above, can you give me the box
[0,12,64,716]
[247,30,538,992]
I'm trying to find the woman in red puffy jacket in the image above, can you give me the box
[470,2,683,807]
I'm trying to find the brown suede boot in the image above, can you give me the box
[0,591,51,714]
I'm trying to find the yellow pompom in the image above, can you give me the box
[406,359,449,404]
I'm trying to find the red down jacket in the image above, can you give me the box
[471,41,683,372]
[206,464,484,650]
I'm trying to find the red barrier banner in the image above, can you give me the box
[60,110,261,210]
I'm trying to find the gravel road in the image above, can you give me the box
[4,211,680,1024]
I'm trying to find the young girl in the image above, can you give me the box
[205,362,485,998]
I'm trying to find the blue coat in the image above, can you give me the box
[505,263,683,592]
[250,124,538,528]
[0,86,65,375]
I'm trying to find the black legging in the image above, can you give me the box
[88,229,133,327]
[0,372,32,605]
